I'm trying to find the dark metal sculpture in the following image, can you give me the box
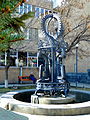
[35,14,70,97]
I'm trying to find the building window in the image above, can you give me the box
[28,4,32,12]
[24,3,28,13]
[27,53,37,67]
[6,51,38,68]
[24,28,38,41]
[24,28,30,40]
[0,51,18,67]
[20,3,25,14]
[10,51,18,66]
[41,8,44,17]
[0,51,38,68]
[0,53,5,66]
[0,51,39,68]
[18,52,27,66]
[35,7,39,18]
[45,9,49,15]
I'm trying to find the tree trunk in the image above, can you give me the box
[5,66,9,88]
[4,50,11,88]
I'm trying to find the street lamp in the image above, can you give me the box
[75,44,79,87]
[19,60,23,77]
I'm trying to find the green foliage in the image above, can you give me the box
[20,11,35,20]
[0,0,34,52]
[0,0,20,12]
[0,0,35,85]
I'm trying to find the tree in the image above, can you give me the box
[0,0,34,88]
[55,0,90,57]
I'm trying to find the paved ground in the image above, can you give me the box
[15,112,90,120]
[0,107,90,120]
[0,108,28,120]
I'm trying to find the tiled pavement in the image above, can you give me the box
[0,107,28,120]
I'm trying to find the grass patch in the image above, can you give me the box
[18,85,35,90]
[0,85,35,93]
[0,85,90,94]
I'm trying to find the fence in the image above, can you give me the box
[66,70,90,84]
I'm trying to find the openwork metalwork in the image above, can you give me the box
[35,13,70,97]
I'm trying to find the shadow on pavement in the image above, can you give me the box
[0,107,28,120]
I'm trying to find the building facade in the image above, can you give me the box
[0,0,53,84]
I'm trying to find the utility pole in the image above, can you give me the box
[75,44,79,87]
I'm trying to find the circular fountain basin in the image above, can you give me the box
[0,89,90,116]
[31,94,76,104]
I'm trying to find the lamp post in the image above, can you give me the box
[19,59,23,77]
[75,44,79,87]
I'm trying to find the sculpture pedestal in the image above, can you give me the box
[31,94,76,104]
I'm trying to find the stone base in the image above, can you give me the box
[1,89,90,116]
[31,94,76,104]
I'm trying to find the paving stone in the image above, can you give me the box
[0,107,28,120]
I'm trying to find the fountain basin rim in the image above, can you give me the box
[0,89,90,108]
[0,89,90,116]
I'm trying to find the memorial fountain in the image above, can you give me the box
[0,14,90,116]
[31,13,73,104]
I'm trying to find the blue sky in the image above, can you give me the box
[53,0,63,7]
[52,0,62,7]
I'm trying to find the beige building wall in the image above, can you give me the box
[65,56,90,73]
[0,68,39,84]
[27,0,53,10]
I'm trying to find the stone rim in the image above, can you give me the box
[0,89,90,116]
